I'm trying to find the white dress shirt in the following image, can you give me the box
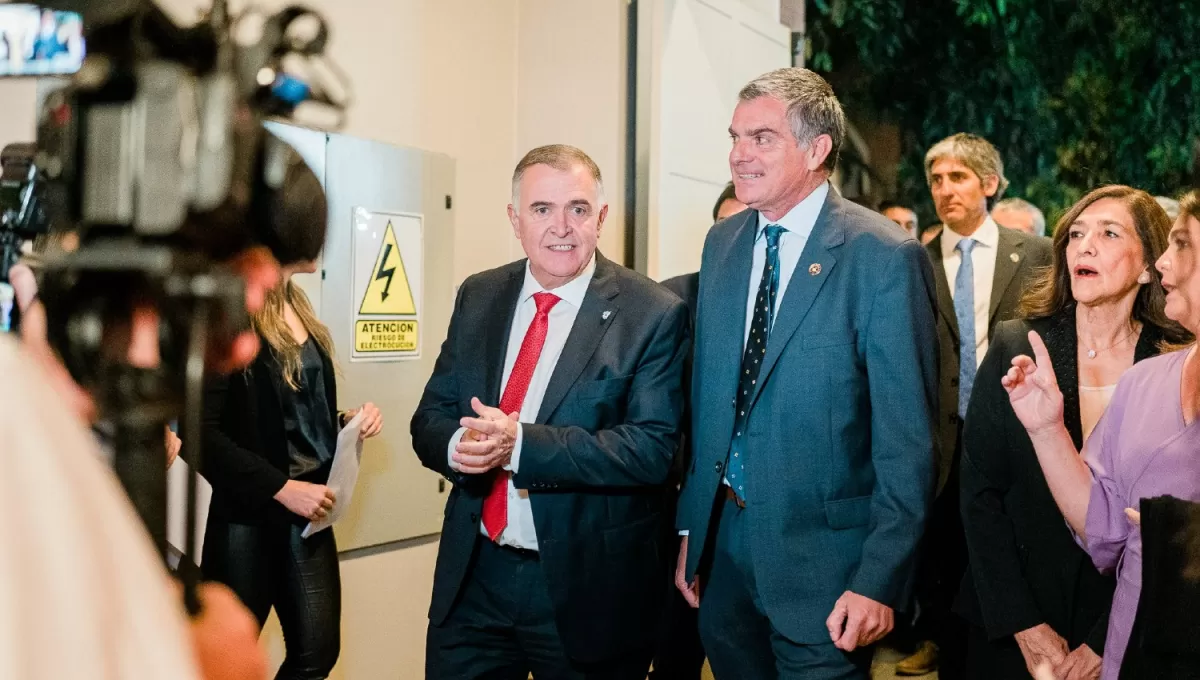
[743,181,830,348]
[447,255,596,550]
[940,216,999,368]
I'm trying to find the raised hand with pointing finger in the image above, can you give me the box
[1003,331,1066,434]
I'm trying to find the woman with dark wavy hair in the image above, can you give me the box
[957,185,1189,680]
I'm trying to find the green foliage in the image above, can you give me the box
[808,0,1200,225]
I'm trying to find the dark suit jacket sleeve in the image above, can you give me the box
[410,284,469,481]
[850,239,938,607]
[960,326,1046,639]
[514,299,689,489]
[199,373,289,504]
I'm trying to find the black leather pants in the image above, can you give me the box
[203,519,341,680]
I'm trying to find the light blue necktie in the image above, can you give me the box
[955,238,977,417]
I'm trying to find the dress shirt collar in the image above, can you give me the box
[755,181,830,239]
[941,215,999,259]
[519,253,596,308]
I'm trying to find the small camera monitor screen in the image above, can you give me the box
[0,5,84,77]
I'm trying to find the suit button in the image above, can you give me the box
[714,461,724,474]
[950,377,959,387]
[949,414,960,425]
[470,513,479,522]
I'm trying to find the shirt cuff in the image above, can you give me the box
[502,423,523,473]
[678,530,689,536]
[446,427,467,472]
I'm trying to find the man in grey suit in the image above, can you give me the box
[674,67,939,679]
[895,134,1053,677]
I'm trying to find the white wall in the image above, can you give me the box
[0,2,629,677]
[636,0,790,280]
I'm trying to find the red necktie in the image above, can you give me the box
[482,291,561,541]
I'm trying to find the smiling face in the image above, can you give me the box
[728,96,830,222]
[1065,198,1147,308]
[1157,215,1200,334]
[508,162,607,290]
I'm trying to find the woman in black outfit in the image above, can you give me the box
[956,185,1189,679]
[200,250,383,679]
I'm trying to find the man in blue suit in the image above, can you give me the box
[674,67,939,679]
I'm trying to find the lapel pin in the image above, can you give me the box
[1010,253,1020,263]
[602,310,612,320]
[809,263,822,276]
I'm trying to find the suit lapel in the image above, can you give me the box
[748,191,843,408]
[928,234,959,342]
[989,228,1025,327]
[700,212,757,443]
[535,254,621,424]
[483,266,525,405]
[1039,314,1083,449]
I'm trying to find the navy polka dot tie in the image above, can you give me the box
[725,224,784,502]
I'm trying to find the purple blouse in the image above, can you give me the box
[1081,348,1200,679]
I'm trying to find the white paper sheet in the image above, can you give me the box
[166,457,212,565]
[302,410,365,538]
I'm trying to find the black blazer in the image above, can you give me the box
[926,226,1053,494]
[411,253,690,664]
[1120,495,1200,679]
[197,341,340,526]
[661,272,698,318]
[956,312,1168,658]
[661,271,698,484]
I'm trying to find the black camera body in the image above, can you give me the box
[12,0,346,611]
[0,142,48,286]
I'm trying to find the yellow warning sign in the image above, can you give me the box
[355,320,418,353]
[359,221,416,315]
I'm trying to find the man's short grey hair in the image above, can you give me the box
[1156,196,1181,221]
[738,67,846,173]
[511,144,605,206]
[924,133,1009,210]
[994,197,1046,236]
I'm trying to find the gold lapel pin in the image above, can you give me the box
[809,263,822,276]
[1010,253,1020,263]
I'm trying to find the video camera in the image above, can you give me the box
[4,0,348,612]
[0,142,47,329]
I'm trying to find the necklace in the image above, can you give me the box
[1082,324,1139,359]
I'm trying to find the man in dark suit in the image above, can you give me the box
[411,144,689,679]
[895,133,1053,677]
[674,67,939,679]
[653,183,747,680]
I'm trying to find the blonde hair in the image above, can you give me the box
[252,280,336,390]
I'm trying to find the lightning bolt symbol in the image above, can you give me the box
[375,243,396,301]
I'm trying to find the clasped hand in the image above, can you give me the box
[452,397,519,474]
